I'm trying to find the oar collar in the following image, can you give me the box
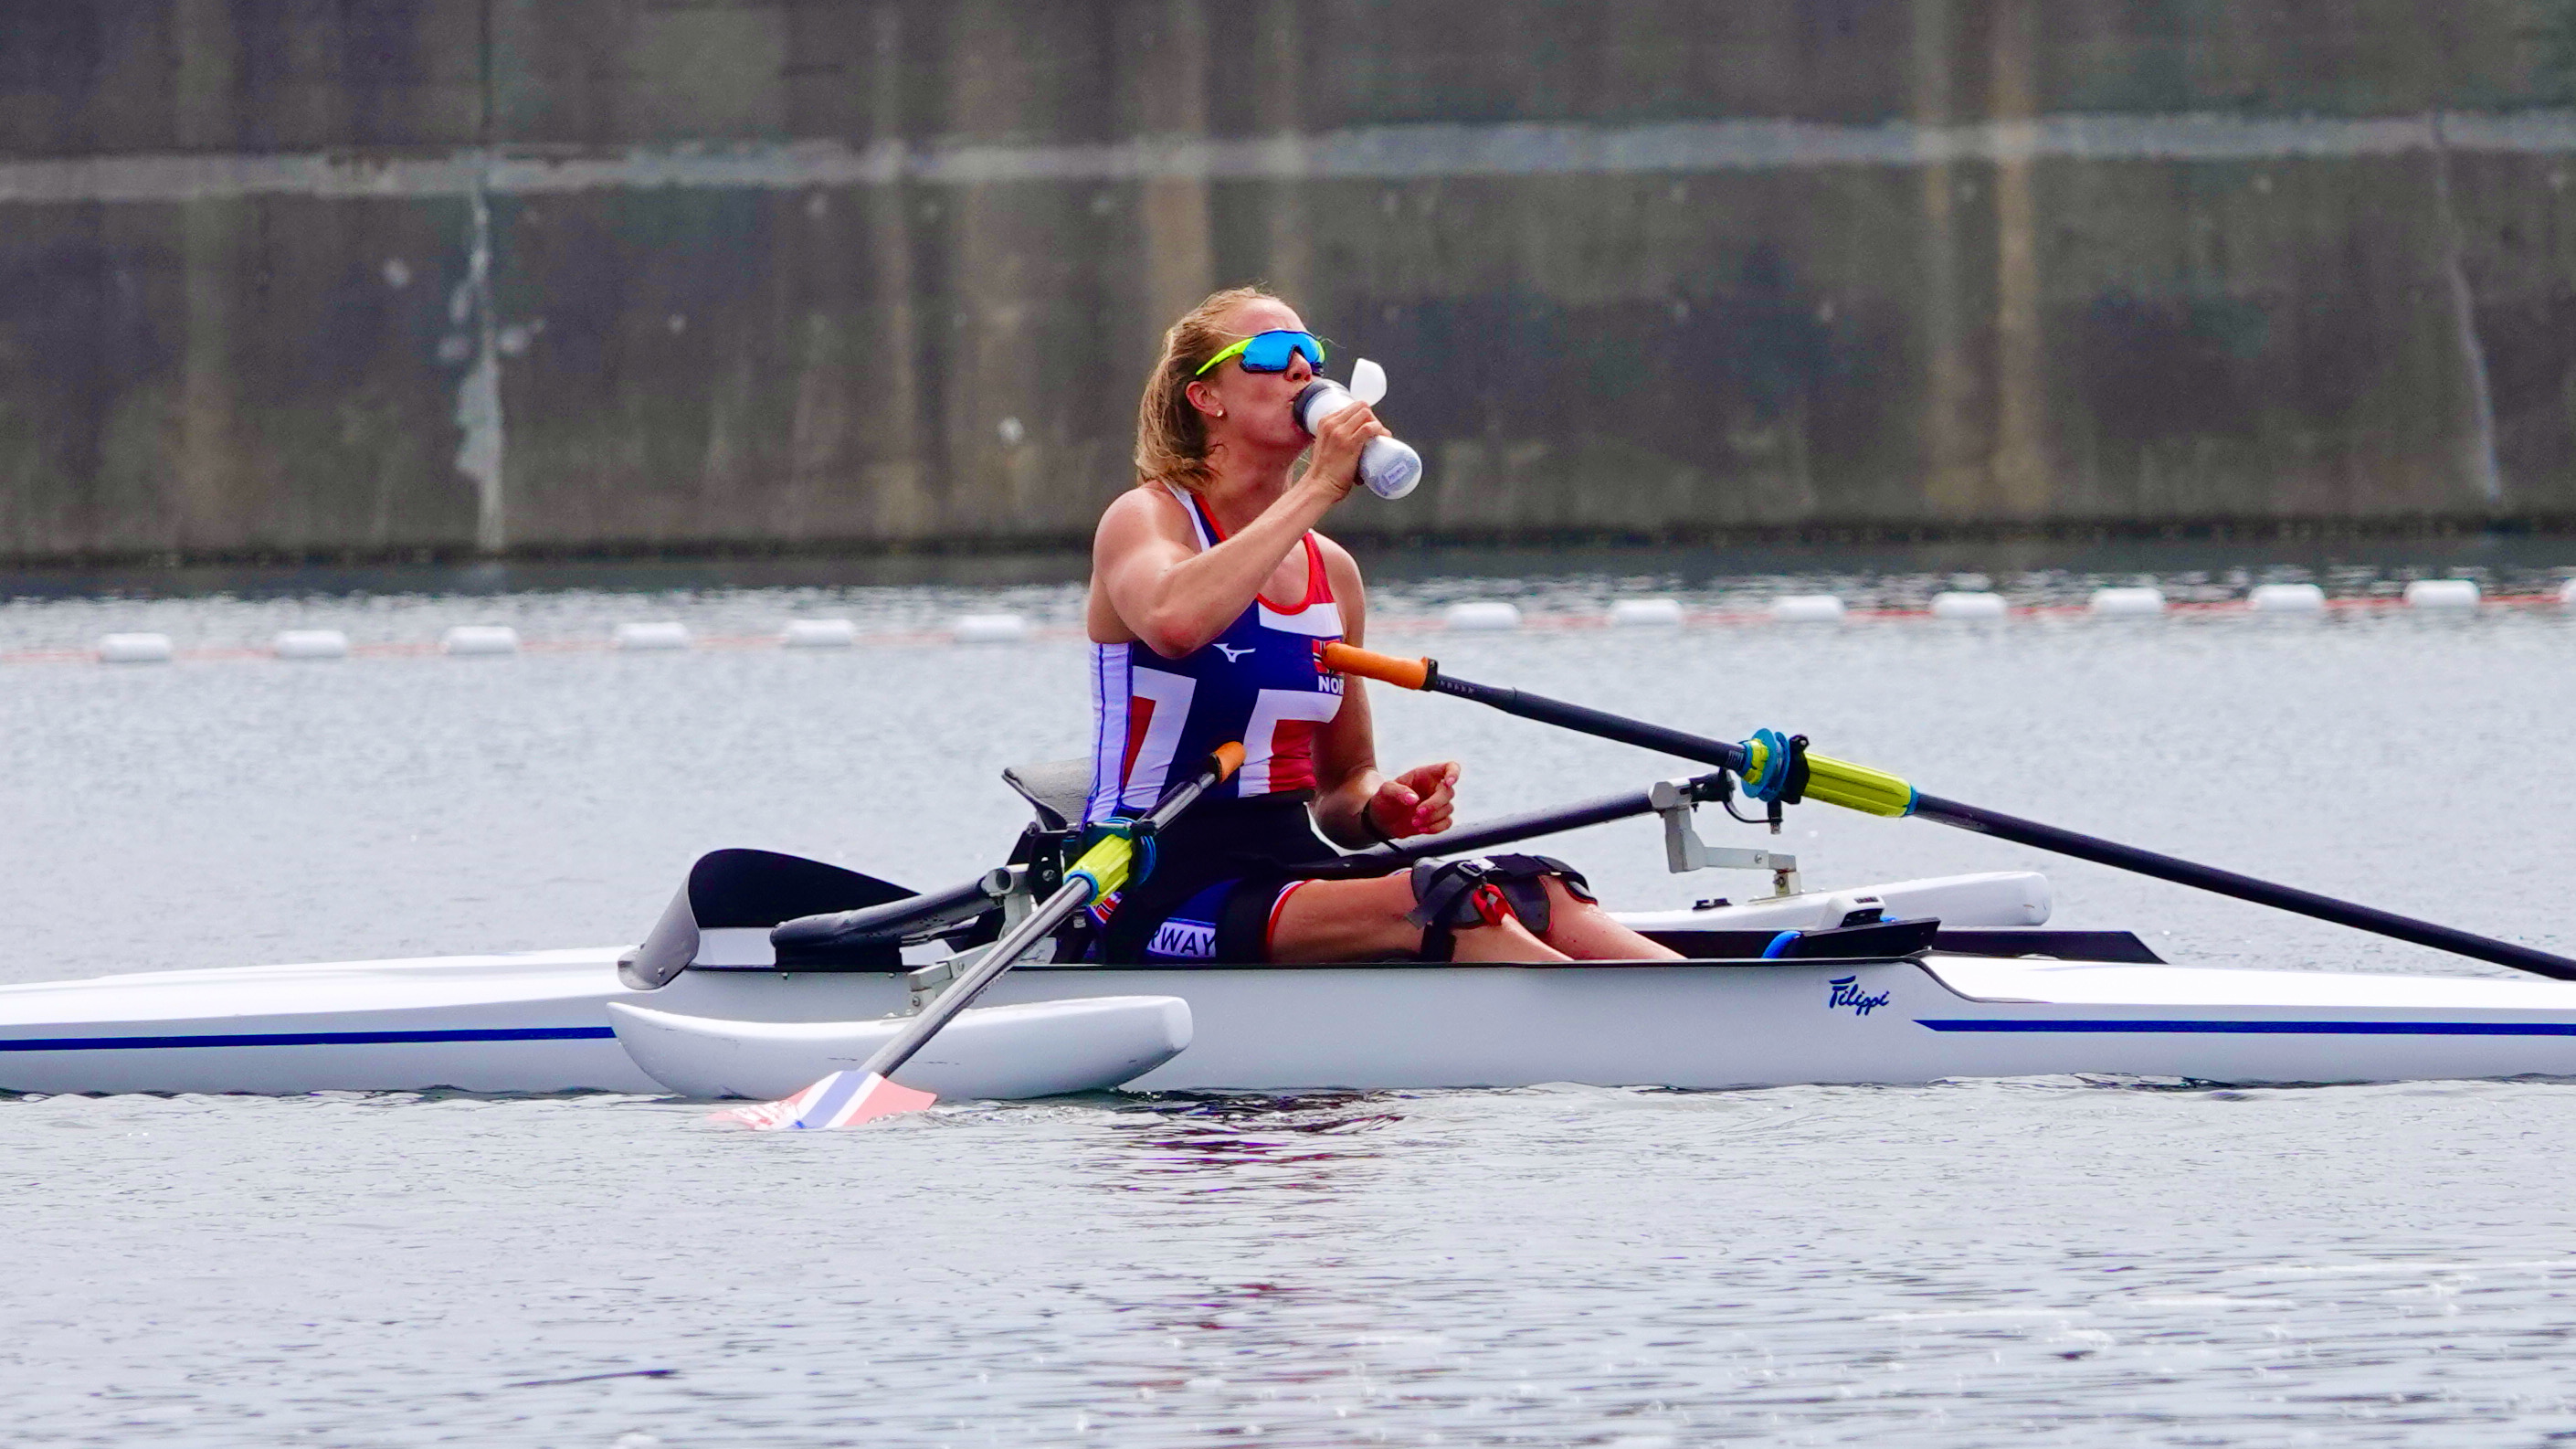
[1738,728,1811,806]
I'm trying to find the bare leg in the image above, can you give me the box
[1265,873,1672,963]
[1530,878,1683,960]
[1447,914,1567,962]
[1266,874,1438,963]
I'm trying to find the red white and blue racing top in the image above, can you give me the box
[1085,484,1347,823]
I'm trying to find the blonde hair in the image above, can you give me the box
[1134,285,1284,494]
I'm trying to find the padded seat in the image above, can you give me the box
[1003,758,1093,830]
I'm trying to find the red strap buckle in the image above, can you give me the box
[1469,882,1515,928]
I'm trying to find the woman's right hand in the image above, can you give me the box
[1300,397,1390,502]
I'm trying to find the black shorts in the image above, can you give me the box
[1125,873,1334,963]
[1093,793,1343,965]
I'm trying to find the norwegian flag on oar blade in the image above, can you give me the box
[714,1070,936,1130]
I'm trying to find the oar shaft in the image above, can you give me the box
[1327,642,2576,982]
[858,742,1245,1084]
[1418,671,1750,774]
[857,874,1098,1084]
[1909,793,2576,981]
[1327,643,1915,817]
[1332,788,1663,870]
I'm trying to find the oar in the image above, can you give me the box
[723,742,1245,1130]
[1306,774,1729,875]
[1322,641,2576,983]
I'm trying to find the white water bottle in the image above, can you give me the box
[1293,358,1423,501]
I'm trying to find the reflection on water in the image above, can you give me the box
[5,546,2576,1445]
[9,1074,2576,1443]
[1104,1095,1404,1195]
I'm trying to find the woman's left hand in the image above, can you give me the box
[1367,762,1460,841]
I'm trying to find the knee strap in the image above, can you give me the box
[1405,854,1596,961]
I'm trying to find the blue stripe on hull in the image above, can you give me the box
[1918,1019,2576,1036]
[0,1026,616,1052]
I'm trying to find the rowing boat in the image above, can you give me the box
[10,682,2574,1103]
[7,842,2576,1097]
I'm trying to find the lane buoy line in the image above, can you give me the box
[5,590,2568,670]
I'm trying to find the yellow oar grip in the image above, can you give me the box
[1802,754,1917,818]
[1068,744,1244,901]
[1066,832,1136,900]
[1319,641,1431,691]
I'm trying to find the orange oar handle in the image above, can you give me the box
[1320,641,1432,691]
[1210,740,1246,779]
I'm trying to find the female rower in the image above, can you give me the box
[1082,286,1680,967]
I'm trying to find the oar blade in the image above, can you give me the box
[713,1070,938,1130]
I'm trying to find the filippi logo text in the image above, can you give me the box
[1826,975,1891,1017]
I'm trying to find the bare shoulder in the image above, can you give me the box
[1314,531,1367,641]
[1097,484,1190,535]
[1313,532,1366,596]
[1093,484,1195,555]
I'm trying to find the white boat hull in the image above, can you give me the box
[979,957,2576,1090]
[9,950,2576,1096]
[9,871,2575,1095]
[0,949,660,1095]
[607,996,1193,1100]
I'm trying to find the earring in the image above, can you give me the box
[1213,409,1225,418]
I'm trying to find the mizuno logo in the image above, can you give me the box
[1212,643,1253,661]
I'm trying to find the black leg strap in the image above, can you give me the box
[1405,854,1596,961]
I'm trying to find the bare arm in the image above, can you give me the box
[1090,479,1339,658]
[1089,400,1386,658]
[1309,539,1459,848]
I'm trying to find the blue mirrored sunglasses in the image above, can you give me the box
[1195,329,1327,376]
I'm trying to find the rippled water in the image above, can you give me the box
[5,545,2576,1445]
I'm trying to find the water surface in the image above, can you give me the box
[5,548,2576,1445]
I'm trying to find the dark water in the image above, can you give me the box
[5,547,2576,1446]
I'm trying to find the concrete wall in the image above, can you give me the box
[8,0,2576,562]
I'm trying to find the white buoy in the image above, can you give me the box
[783,619,859,648]
[1444,601,1523,631]
[441,625,521,656]
[2247,583,2326,614]
[97,632,173,664]
[614,621,692,651]
[273,629,350,660]
[1929,591,2008,620]
[952,614,1030,644]
[2560,577,2576,607]
[1608,598,1685,628]
[2402,578,2480,610]
[1768,594,1846,624]
[2088,587,2167,618]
